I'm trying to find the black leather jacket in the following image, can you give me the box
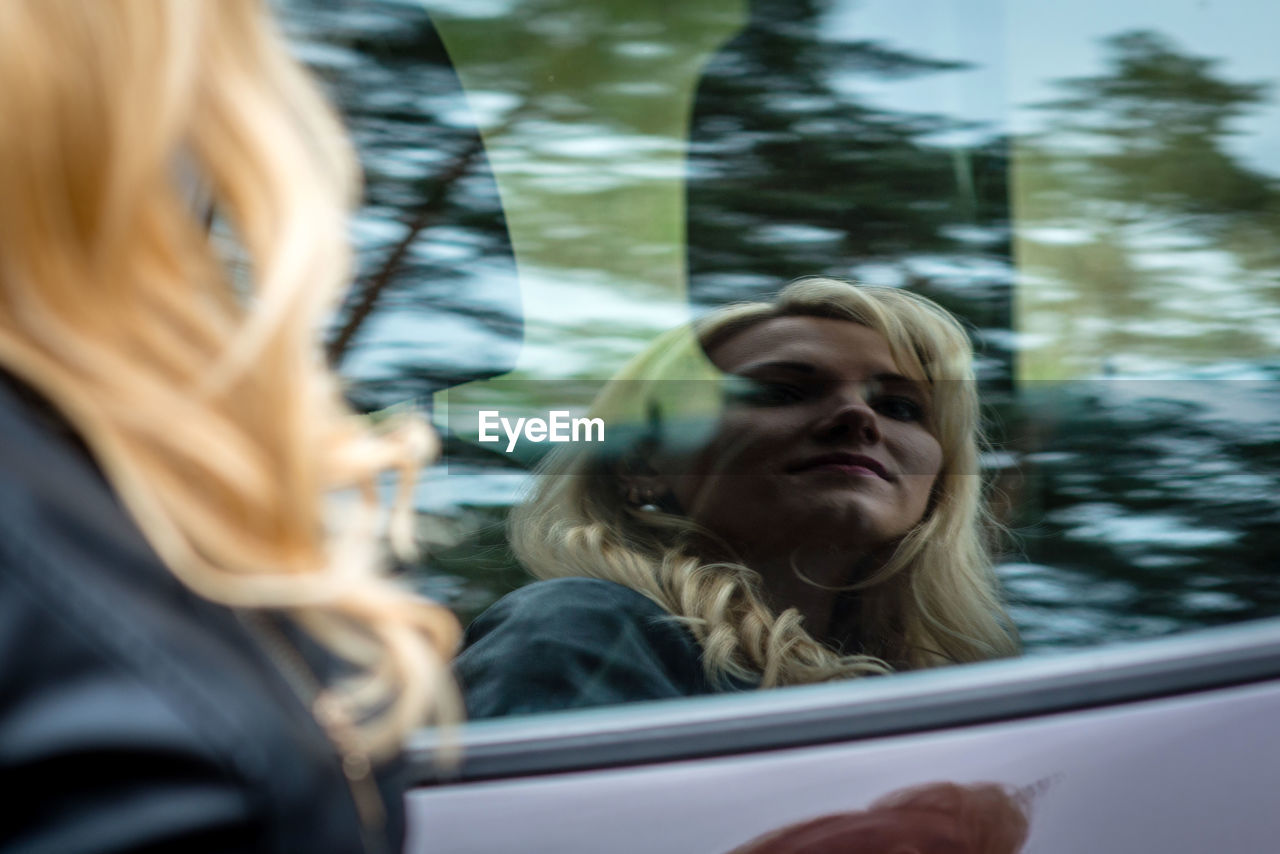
[456,577,755,719]
[0,378,409,853]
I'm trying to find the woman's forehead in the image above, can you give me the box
[708,314,912,378]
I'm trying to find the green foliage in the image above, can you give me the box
[1016,29,1280,380]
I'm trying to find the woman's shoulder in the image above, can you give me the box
[0,379,400,853]
[456,578,717,718]
[0,497,397,854]
[473,576,671,622]
[462,577,693,659]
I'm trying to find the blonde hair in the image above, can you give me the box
[0,0,458,756]
[511,278,1018,687]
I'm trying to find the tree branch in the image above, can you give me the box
[327,133,489,366]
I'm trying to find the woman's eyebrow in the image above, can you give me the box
[873,372,920,387]
[733,360,820,376]
[873,373,929,397]
[730,364,924,392]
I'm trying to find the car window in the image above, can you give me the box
[283,0,1280,712]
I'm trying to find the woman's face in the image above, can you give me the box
[655,315,944,570]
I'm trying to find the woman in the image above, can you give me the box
[0,2,457,851]
[457,278,1018,717]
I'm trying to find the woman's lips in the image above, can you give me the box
[789,453,891,480]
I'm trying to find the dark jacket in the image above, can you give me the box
[0,377,408,854]
[456,577,753,719]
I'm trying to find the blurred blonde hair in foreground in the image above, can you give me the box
[0,0,458,755]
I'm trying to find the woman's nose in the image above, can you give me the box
[813,387,881,444]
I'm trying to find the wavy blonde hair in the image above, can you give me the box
[0,0,458,756]
[511,278,1018,687]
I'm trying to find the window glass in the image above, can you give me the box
[283,0,1280,706]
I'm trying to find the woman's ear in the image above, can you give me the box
[615,441,679,511]
[617,471,672,511]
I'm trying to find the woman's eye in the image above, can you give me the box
[874,395,926,422]
[726,378,810,406]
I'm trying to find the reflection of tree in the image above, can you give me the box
[290,2,521,405]
[681,0,1016,396]
[417,0,747,388]
[1000,377,1280,649]
[1006,32,1280,639]
[290,4,1280,644]
[325,131,490,365]
[687,0,1010,311]
[304,0,1016,396]
[1015,30,1280,379]
[1033,32,1272,229]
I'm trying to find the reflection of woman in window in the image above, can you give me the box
[457,278,1018,717]
[0,2,456,850]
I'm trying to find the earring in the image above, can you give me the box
[624,484,664,513]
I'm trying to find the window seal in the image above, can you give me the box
[408,617,1280,785]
